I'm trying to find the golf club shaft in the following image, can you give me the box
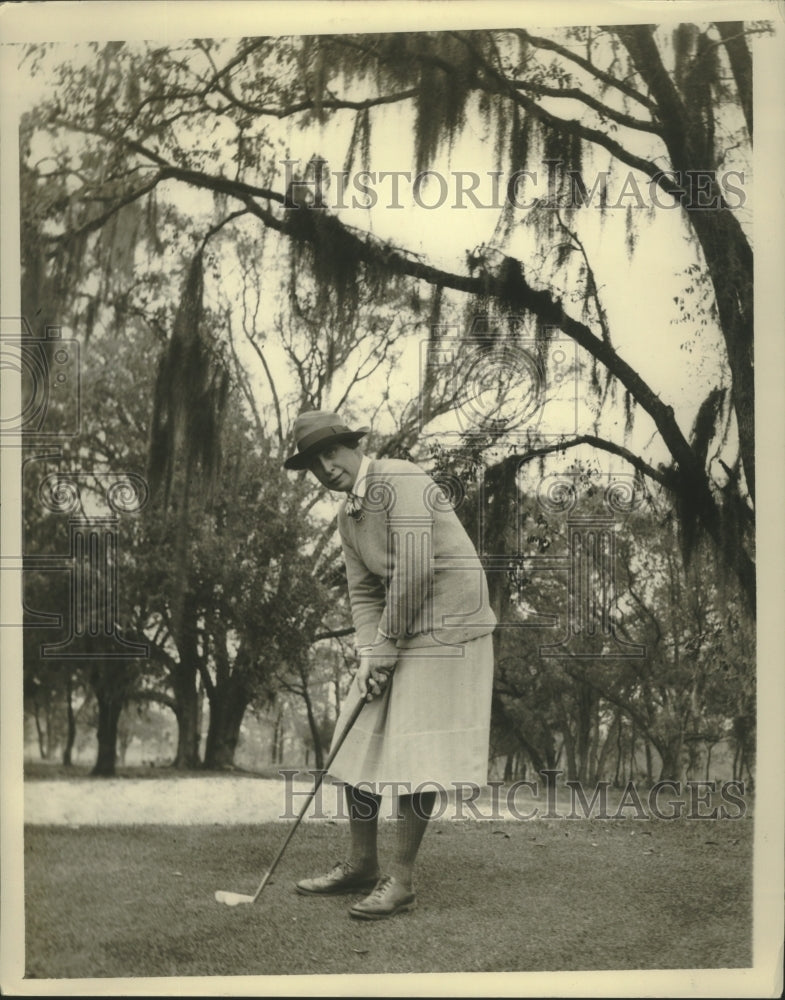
[251,694,367,902]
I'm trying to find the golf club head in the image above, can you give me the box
[214,890,255,906]
[212,701,365,914]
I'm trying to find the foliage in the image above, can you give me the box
[19,21,762,775]
[21,23,759,608]
[431,449,753,782]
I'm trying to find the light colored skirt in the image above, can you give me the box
[327,633,494,790]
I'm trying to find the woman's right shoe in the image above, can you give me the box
[295,860,380,896]
[348,875,416,919]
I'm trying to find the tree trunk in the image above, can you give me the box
[657,736,683,783]
[202,675,250,770]
[574,683,595,783]
[169,601,204,769]
[689,210,755,506]
[555,698,577,781]
[616,24,756,516]
[594,711,617,783]
[271,708,282,764]
[587,711,601,785]
[715,21,752,138]
[118,721,131,766]
[90,662,134,777]
[91,690,124,776]
[33,698,49,760]
[687,738,704,782]
[62,673,76,767]
[171,662,201,768]
[301,686,325,771]
[504,754,514,781]
[732,713,754,786]
[614,713,623,787]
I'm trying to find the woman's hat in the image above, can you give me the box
[283,410,369,470]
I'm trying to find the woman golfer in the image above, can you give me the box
[284,410,496,919]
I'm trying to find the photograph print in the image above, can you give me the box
[2,1,783,996]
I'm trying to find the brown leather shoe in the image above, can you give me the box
[295,861,380,896]
[349,875,416,919]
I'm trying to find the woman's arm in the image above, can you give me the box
[341,525,398,701]
[374,466,435,642]
[340,529,387,649]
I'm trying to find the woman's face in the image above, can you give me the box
[307,443,363,493]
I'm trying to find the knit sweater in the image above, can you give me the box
[337,457,497,649]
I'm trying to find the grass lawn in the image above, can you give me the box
[24,814,752,979]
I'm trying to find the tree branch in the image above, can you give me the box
[449,31,682,202]
[230,187,703,493]
[512,28,658,111]
[513,434,673,487]
[313,626,355,642]
[129,689,177,712]
[714,22,753,138]
[40,143,752,603]
[211,83,419,120]
[227,313,266,442]
[512,79,661,135]
[611,25,690,161]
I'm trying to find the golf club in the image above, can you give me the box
[214,693,367,906]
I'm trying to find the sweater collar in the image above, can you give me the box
[348,454,372,500]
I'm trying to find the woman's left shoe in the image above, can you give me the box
[348,875,416,920]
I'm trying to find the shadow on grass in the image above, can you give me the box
[24,816,752,979]
[24,761,288,781]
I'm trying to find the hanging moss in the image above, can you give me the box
[145,188,164,255]
[414,61,444,174]
[516,106,536,173]
[343,106,371,176]
[492,91,510,175]
[624,203,637,256]
[99,201,142,299]
[555,241,574,270]
[673,23,699,96]
[20,221,50,336]
[682,29,719,159]
[148,251,229,509]
[623,388,634,437]
[674,478,703,573]
[286,208,364,319]
[542,120,566,178]
[428,284,443,334]
[690,387,726,469]
[533,312,554,353]
[298,36,330,124]
[413,34,474,175]
[590,355,601,395]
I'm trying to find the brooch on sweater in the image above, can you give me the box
[346,494,364,521]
